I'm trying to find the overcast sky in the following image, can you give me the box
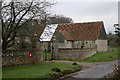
[50,0,119,34]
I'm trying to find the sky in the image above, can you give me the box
[49,0,119,34]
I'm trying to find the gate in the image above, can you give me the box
[43,49,52,61]
[42,36,58,61]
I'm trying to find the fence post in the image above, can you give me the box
[44,49,47,61]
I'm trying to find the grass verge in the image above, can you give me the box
[2,62,82,79]
[43,51,51,61]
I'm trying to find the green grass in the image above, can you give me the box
[58,47,118,62]
[43,51,52,61]
[2,62,82,78]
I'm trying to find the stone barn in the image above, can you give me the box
[40,21,108,52]
[53,21,108,52]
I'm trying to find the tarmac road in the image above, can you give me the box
[57,59,119,80]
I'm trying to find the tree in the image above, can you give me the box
[48,15,74,24]
[17,19,45,49]
[1,0,54,50]
[114,24,120,46]
[114,24,120,36]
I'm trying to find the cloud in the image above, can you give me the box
[50,2,118,33]
[55,0,119,2]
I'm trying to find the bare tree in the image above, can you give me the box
[1,0,55,50]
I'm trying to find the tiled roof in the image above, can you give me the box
[56,21,103,40]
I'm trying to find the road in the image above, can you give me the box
[56,59,119,80]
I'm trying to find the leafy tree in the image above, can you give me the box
[107,32,119,47]
[1,0,54,50]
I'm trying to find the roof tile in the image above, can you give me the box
[57,21,103,40]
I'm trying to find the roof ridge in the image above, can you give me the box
[59,21,103,25]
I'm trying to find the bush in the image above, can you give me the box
[60,70,73,76]
[105,64,120,80]
[49,73,60,79]
[51,68,61,73]
[50,66,83,79]
[73,66,82,71]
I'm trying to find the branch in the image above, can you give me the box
[1,4,10,10]
[5,1,33,39]
[7,40,15,48]
[15,8,27,17]
[15,1,33,28]
[6,15,34,40]
[7,2,13,30]
[6,31,16,45]
[18,15,35,29]
[3,2,16,32]
[8,2,16,29]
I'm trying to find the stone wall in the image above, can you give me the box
[58,40,72,48]
[95,40,108,52]
[2,49,43,66]
[72,41,96,49]
[57,40,96,49]
[41,42,49,50]
[58,48,97,60]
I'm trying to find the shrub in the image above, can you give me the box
[51,68,61,73]
[49,73,60,79]
[105,64,120,80]
[73,67,81,71]
[50,66,83,79]
[60,70,73,76]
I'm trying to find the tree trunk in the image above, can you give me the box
[2,39,7,50]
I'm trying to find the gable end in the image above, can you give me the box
[97,23,107,40]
